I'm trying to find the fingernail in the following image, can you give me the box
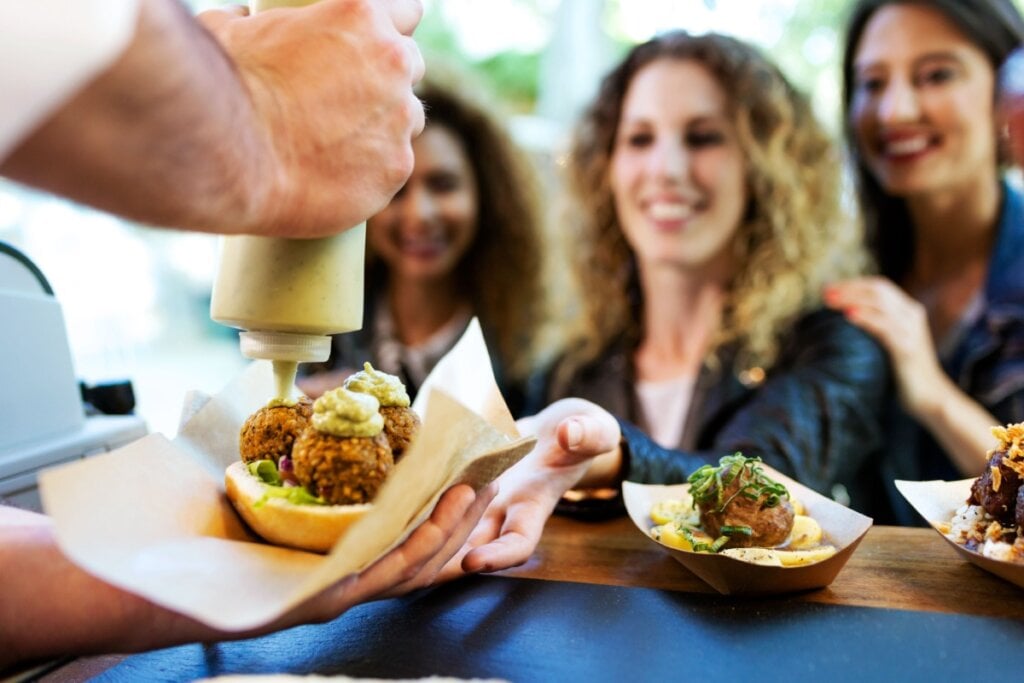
[565,418,583,449]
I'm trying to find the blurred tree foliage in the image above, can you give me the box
[417,3,543,112]
[190,0,1024,123]
[417,0,851,121]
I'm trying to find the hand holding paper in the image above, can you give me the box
[2,321,532,666]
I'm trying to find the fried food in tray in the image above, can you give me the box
[646,454,836,566]
[941,423,1024,564]
[225,363,422,553]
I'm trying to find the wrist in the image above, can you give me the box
[908,370,954,427]
[574,441,625,489]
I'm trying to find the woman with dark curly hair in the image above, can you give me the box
[452,32,892,574]
[823,0,1024,522]
[300,75,545,414]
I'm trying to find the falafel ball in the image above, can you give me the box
[239,396,313,464]
[291,428,394,505]
[344,362,420,460]
[690,455,795,549]
[380,405,421,461]
[700,474,795,548]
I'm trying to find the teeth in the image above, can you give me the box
[650,202,693,221]
[885,137,929,156]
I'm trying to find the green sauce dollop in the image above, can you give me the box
[312,386,384,437]
[344,362,411,408]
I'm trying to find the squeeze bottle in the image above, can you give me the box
[210,0,365,401]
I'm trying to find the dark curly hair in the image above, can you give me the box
[366,75,545,381]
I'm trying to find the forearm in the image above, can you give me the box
[912,375,997,476]
[616,419,710,485]
[0,509,222,668]
[0,0,276,234]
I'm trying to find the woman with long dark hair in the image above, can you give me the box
[300,75,545,415]
[825,0,1024,521]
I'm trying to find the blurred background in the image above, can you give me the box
[2,0,1017,436]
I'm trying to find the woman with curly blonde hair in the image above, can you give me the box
[451,32,894,574]
[300,75,543,413]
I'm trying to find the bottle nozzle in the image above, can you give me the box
[239,330,331,363]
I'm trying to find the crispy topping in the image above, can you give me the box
[989,423,1024,481]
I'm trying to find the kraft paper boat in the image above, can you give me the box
[896,478,1024,590]
[623,466,872,595]
[40,320,534,631]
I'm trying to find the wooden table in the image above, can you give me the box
[36,517,1024,682]
[500,516,1024,618]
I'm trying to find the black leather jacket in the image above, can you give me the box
[537,308,892,519]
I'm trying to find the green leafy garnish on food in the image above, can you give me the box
[248,459,282,486]
[687,453,789,514]
[247,459,326,507]
[255,485,326,508]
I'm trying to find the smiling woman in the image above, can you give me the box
[299,73,545,416]
[506,30,891,522]
[824,0,1024,522]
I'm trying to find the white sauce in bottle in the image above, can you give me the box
[210,228,365,402]
[211,0,365,401]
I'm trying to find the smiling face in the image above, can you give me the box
[609,58,747,278]
[849,4,999,199]
[367,124,479,283]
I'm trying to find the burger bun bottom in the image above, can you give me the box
[225,461,371,553]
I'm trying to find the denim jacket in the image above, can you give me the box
[882,180,1024,524]
[538,308,891,518]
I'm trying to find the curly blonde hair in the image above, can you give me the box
[367,74,545,381]
[559,31,865,376]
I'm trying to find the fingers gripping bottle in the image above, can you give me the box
[211,0,364,402]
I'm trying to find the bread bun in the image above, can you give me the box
[224,461,371,553]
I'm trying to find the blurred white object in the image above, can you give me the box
[0,242,146,511]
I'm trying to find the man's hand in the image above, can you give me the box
[0,0,425,237]
[0,482,491,667]
[202,0,426,236]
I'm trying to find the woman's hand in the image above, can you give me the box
[434,399,622,580]
[824,276,951,418]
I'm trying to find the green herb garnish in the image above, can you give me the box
[248,459,282,486]
[247,459,325,507]
[687,453,789,513]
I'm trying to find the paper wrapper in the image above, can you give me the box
[623,466,872,595]
[896,478,1024,590]
[39,319,535,631]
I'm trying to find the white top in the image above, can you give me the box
[0,1,140,161]
[636,374,696,449]
[373,298,473,389]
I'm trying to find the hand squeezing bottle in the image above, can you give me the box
[210,0,365,402]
